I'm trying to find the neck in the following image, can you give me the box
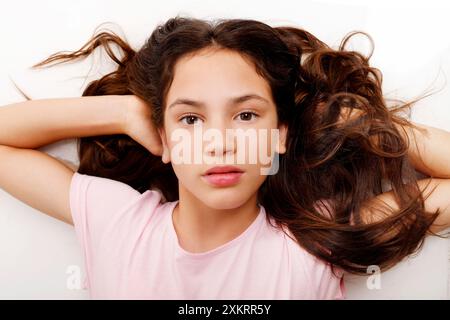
[172,184,260,253]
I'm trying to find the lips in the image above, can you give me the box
[203,166,244,175]
[202,166,244,187]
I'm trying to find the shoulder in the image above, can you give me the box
[70,172,142,204]
[264,214,346,299]
[69,172,166,241]
[70,172,162,210]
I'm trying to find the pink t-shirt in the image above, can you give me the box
[69,172,346,300]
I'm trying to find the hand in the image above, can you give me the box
[123,95,163,156]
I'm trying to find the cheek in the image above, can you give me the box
[246,127,280,176]
[170,164,195,187]
[162,117,181,147]
[249,128,279,163]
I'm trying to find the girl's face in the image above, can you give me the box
[159,48,287,209]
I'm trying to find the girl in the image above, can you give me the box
[0,16,449,299]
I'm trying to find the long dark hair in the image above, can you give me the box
[24,16,447,275]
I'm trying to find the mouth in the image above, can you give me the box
[202,166,245,187]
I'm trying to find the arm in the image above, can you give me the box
[338,106,450,178]
[0,95,129,225]
[363,121,450,233]
[362,177,450,233]
[0,95,128,149]
[399,121,450,232]
[339,106,450,178]
[396,121,450,178]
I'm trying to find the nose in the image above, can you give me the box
[203,119,236,158]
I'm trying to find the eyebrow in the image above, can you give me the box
[168,94,270,109]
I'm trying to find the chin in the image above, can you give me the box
[200,192,251,210]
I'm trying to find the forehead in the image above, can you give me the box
[166,48,272,107]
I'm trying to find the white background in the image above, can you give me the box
[0,0,449,299]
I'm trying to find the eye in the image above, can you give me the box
[180,114,203,125]
[237,111,259,122]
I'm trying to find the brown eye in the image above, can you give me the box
[238,111,258,121]
[180,115,202,125]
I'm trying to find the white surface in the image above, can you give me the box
[0,0,449,299]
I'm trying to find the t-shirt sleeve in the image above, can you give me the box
[68,171,153,290]
[309,256,346,300]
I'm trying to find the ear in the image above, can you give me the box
[158,127,171,164]
[276,123,288,154]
